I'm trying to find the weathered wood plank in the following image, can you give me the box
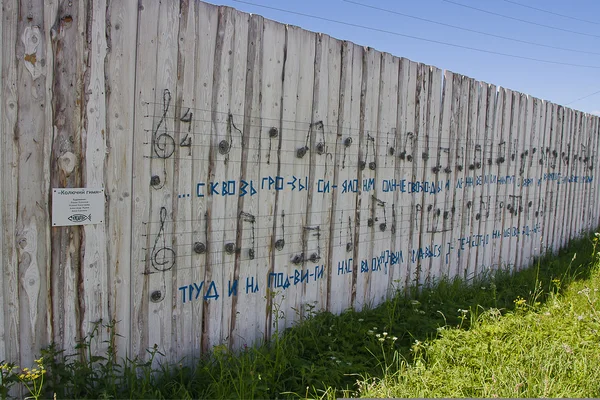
[541,103,557,254]
[47,0,82,354]
[447,75,469,278]
[0,0,21,364]
[189,0,218,355]
[272,24,316,326]
[429,70,453,281]
[82,0,109,354]
[257,17,285,341]
[228,12,267,349]
[14,0,56,367]
[170,0,197,362]
[467,81,489,278]
[327,41,361,314]
[303,33,340,312]
[353,47,380,309]
[512,94,533,271]
[131,0,162,360]
[203,6,248,349]
[367,52,398,304]
[395,59,418,291]
[458,76,478,280]
[104,0,138,360]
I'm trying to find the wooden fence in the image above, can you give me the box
[1,0,599,366]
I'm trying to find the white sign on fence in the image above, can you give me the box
[52,188,105,226]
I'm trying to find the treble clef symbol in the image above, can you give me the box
[153,89,175,159]
[151,207,176,272]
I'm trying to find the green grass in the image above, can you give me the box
[2,233,599,399]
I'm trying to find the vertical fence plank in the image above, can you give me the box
[513,95,533,270]
[420,66,443,286]
[270,24,316,327]
[48,0,83,353]
[146,0,180,360]
[131,0,162,360]
[201,6,249,349]
[15,0,54,367]
[368,51,398,304]
[397,59,418,291]
[328,42,361,314]
[429,71,453,281]
[478,84,499,274]
[541,103,557,254]
[104,0,138,360]
[227,12,265,350]
[466,82,493,277]
[438,72,461,278]
[304,33,341,312]
[0,0,20,363]
[258,18,286,340]
[459,77,479,280]
[83,0,109,352]
[170,0,197,361]
[447,75,468,278]
[188,1,217,354]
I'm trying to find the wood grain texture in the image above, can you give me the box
[83,0,109,354]
[105,0,138,359]
[0,0,20,364]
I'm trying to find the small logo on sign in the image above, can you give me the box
[68,214,92,223]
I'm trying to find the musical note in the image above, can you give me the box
[475,195,490,221]
[496,141,506,164]
[370,196,387,231]
[398,131,414,162]
[292,225,321,264]
[469,144,482,170]
[550,148,558,169]
[435,146,451,174]
[274,211,286,251]
[506,195,522,217]
[426,203,447,233]
[151,207,176,272]
[455,146,465,172]
[153,89,175,159]
[510,139,517,163]
[239,211,256,260]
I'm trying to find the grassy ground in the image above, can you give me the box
[1,233,599,399]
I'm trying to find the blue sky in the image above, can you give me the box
[207,0,600,115]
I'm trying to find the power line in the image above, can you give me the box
[565,89,600,106]
[441,0,600,39]
[499,0,600,26]
[231,0,600,70]
[343,0,600,56]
